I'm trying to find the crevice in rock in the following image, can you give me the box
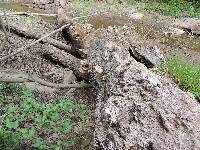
[111,122,126,140]
[157,114,169,132]
[128,46,154,68]
[146,142,154,150]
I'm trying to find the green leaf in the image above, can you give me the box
[63,121,72,134]
[6,120,19,129]
[29,127,36,138]
[32,138,42,148]
[8,106,19,113]
[55,145,61,150]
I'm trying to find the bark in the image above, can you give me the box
[87,27,200,150]
[42,44,90,80]
[63,23,94,58]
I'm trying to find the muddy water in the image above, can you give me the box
[88,15,126,29]
[133,27,200,52]
[0,2,56,23]
[0,2,32,12]
[88,16,200,52]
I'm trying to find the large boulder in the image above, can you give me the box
[87,27,200,149]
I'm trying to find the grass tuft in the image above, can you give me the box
[160,57,200,100]
[125,0,200,18]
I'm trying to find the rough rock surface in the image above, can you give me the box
[173,18,200,35]
[33,0,56,10]
[87,27,200,150]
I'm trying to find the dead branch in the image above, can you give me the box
[0,14,95,62]
[4,23,76,55]
[0,69,91,89]
[42,44,90,80]
[0,23,71,62]
[0,12,57,17]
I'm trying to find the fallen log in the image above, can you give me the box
[0,69,91,89]
[3,23,77,56]
[0,24,70,62]
[87,27,200,149]
[42,44,90,80]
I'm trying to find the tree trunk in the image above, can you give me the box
[42,44,90,80]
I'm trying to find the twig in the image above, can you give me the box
[0,12,57,17]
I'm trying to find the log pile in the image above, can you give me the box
[0,10,92,91]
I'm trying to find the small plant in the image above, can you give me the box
[0,83,93,149]
[160,58,200,100]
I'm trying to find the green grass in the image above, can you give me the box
[124,0,200,18]
[0,83,93,149]
[69,0,200,19]
[69,0,128,17]
[160,58,200,100]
